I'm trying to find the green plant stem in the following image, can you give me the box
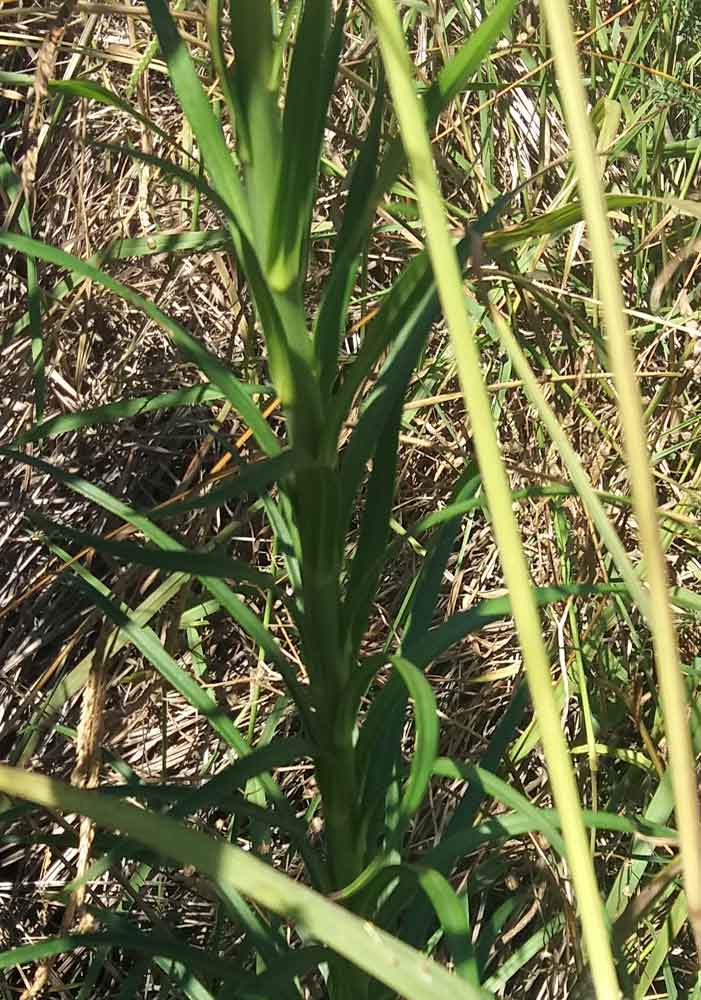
[538,0,701,965]
[369,2,621,996]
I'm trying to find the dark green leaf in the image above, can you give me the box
[0,233,280,456]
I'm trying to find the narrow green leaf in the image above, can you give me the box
[411,866,478,985]
[49,77,177,148]
[5,229,236,345]
[402,463,482,649]
[267,0,342,290]
[145,0,251,239]
[31,512,284,594]
[3,448,307,713]
[432,760,566,857]
[335,0,519,290]
[14,384,226,446]
[155,450,301,520]
[0,931,232,980]
[205,0,239,131]
[331,233,473,450]
[0,766,495,1000]
[406,582,633,667]
[388,657,439,821]
[315,73,385,396]
[0,233,279,456]
[395,684,530,950]
[343,398,401,658]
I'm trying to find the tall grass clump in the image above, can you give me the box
[1,0,701,997]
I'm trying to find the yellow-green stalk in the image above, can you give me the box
[369,1,621,995]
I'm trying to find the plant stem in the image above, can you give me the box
[369,1,621,996]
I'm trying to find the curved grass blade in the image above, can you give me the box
[335,862,478,989]
[389,684,530,949]
[5,229,236,345]
[343,398,401,658]
[356,656,438,863]
[402,463,482,649]
[10,566,192,768]
[483,193,652,252]
[483,915,565,994]
[3,448,306,713]
[352,464,484,907]
[60,567,320,880]
[0,765,495,1000]
[315,71,385,397]
[145,0,251,241]
[31,512,284,594]
[89,141,234,223]
[406,582,631,668]
[267,1,346,291]
[0,931,236,982]
[432,759,566,857]
[73,581,260,756]
[48,77,180,149]
[14,384,227,446]
[338,0,519,275]
[267,0,330,289]
[411,866,478,986]
[390,657,439,822]
[149,450,301,519]
[330,233,472,445]
[0,233,279,456]
[205,0,239,131]
[335,240,472,537]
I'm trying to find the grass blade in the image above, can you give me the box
[0,766,494,1000]
[145,0,251,240]
[0,232,280,456]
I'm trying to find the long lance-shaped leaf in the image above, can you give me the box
[14,384,227,446]
[369,2,621,996]
[56,558,323,884]
[389,684,530,948]
[342,398,401,659]
[143,0,316,439]
[335,235,473,532]
[329,232,472,445]
[267,0,344,291]
[2,447,308,716]
[30,512,284,595]
[144,0,251,241]
[86,140,318,448]
[374,0,519,204]
[49,77,182,149]
[0,766,494,1000]
[390,657,438,822]
[337,862,479,987]
[322,0,519,330]
[432,760,566,857]
[5,230,235,345]
[0,232,279,456]
[314,72,385,399]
